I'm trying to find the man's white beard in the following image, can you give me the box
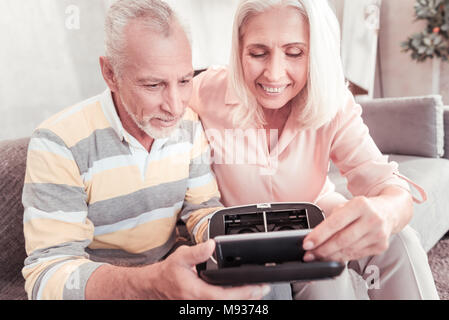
[122,101,182,139]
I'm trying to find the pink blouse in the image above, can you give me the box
[190,67,424,212]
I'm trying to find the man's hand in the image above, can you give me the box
[302,195,397,263]
[143,240,271,299]
[86,239,270,300]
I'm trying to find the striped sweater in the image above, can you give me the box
[22,89,222,300]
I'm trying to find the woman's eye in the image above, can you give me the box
[249,52,267,58]
[286,48,305,58]
[286,51,304,58]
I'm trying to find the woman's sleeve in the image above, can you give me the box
[189,69,209,115]
[330,90,426,203]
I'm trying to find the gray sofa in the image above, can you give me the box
[329,95,449,252]
[0,95,448,300]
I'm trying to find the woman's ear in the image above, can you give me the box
[99,56,119,92]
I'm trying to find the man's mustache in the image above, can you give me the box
[142,111,185,122]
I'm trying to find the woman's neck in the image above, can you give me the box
[262,103,293,153]
[262,103,292,131]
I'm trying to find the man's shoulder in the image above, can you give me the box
[183,107,200,123]
[37,93,104,130]
[35,91,111,146]
[178,108,203,139]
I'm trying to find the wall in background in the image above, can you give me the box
[375,0,449,101]
[0,0,240,141]
[0,0,108,140]
[0,0,447,141]
[165,0,240,70]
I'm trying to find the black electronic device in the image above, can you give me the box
[197,202,345,286]
[214,229,311,268]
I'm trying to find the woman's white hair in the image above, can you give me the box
[104,0,188,75]
[229,0,347,130]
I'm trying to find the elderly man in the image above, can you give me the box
[21,0,269,300]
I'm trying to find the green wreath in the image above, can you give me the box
[402,0,449,62]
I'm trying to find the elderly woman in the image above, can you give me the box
[190,0,439,299]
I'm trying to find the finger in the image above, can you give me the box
[304,217,372,261]
[176,240,216,267]
[187,273,271,300]
[221,284,271,300]
[325,228,391,262]
[303,206,361,251]
[205,284,271,300]
[323,238,372,263]
[326,239,388,263]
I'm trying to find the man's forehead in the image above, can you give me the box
[136,70,194,83]
[121,19,193,80]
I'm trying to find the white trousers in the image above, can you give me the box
[289,225,439,300]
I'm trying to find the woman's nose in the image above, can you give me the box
[264,51,286,82]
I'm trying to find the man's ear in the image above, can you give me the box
[100,56,119,92]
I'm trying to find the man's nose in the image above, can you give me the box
[163,85,185,117]
[264,50,286,82]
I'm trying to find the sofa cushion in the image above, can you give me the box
[0,138,30,300]
[359,95,445,158]
[328,155,449,252]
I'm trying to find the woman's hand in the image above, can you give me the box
[302,186,413,263]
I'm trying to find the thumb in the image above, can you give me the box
[179,239,216,267]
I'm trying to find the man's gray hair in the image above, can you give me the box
[104,0,181,74]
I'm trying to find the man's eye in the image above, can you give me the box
[145,83,162,89]
[180,79,191,85]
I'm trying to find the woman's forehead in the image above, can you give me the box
[240,6,309,45]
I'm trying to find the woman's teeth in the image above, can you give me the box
[261,84,287,93]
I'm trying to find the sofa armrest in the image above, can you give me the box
[444,106,449,160]
[359,95,445,158]
[0,138,30,299]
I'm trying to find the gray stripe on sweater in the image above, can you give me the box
[22,183,87,213]
[87,179,188,226]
